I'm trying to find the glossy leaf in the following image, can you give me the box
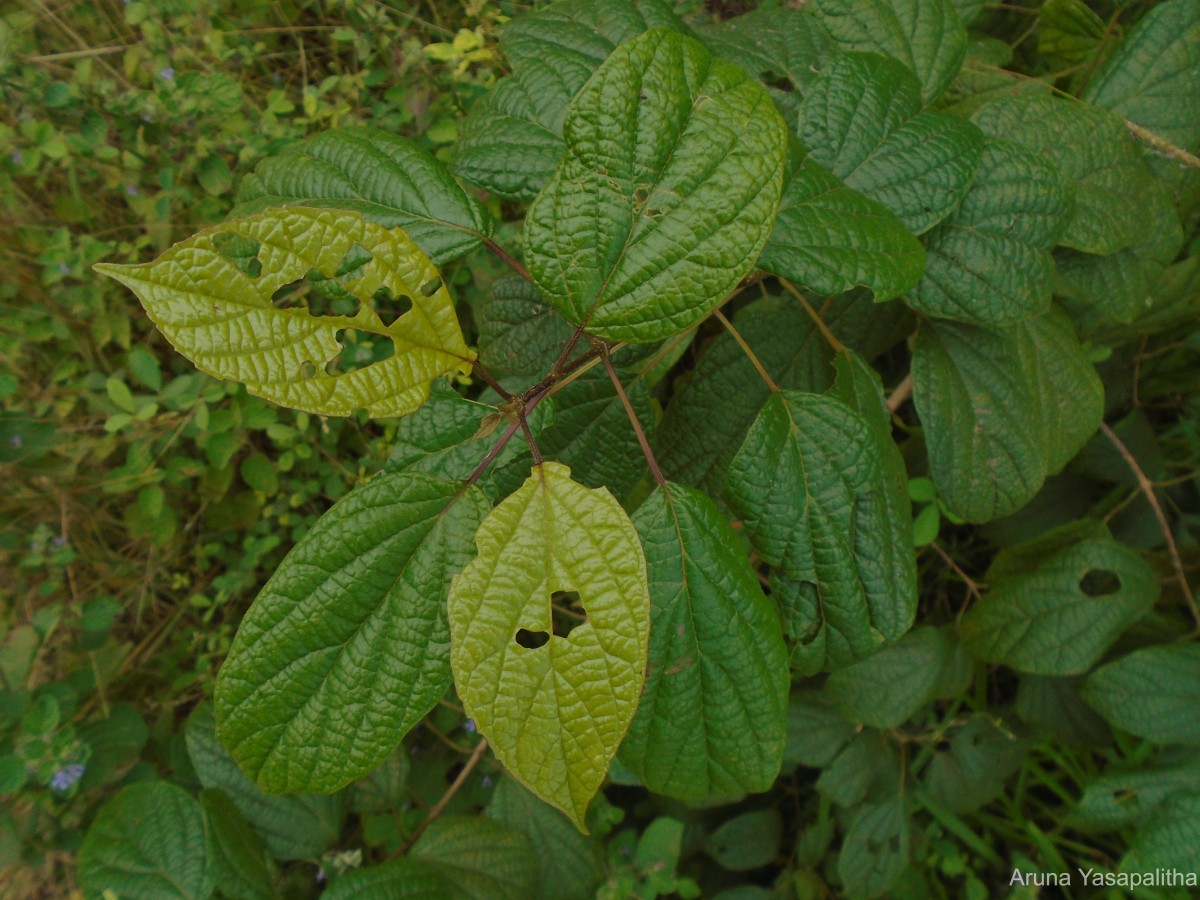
[216,473,489,793]
[501,0,688,69]
[700,6,836,94]
[1083,645,1200,744]
[448,462,650,829]
[725,388,917,674]
[815,0,967,102]
[231,127,492,264]
[409,815,538,899]
[972,95,1163,255]
[95,208,473,417]
[759,156,926,303]
[622,484,789,800]
[477,276,576,391]
[487,777,605,900]
[1082,0,1200,152]
[908,138,1074,324]
[961,524,1159,675]
[185,704,345,860]
[525,29,787,342]
[799,52,983,234]
[200,789,275,900]
[78,781,212,900]
[912,312,1103,522]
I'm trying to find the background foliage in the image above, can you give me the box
[1,0,1199,898]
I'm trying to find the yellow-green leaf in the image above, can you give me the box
[95,207,473,418]
[448,462,650,831]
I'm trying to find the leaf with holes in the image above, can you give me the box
[621,483,789,801]
[960,522,1159,676]
[448,462,650,830]
[908,138,1074,324]
[759,156,926,302]
[814,0,968,102]
[725,387,917,674]
[231,127,492,264]
[524,29,787,342]
[95,207,473,417]
[799,52,983,234]
[1083,644,1200,745]
[215,473,489,793]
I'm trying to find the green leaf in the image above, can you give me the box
[215,473,490,793]
[477,276,576,391]
[1038,0,1106,69]
[1071,757,1200,830]
[1016,675,1111,747]
[658,296,835,496]
[105,376,136,413]
[486,776,605,900]
[704,809,783,871]
[1082,0,1200,153]
[322,858,448,899]
[971,95,1163,254]
[700,6,836,94]
[524,29,787,342]
[1124,790,1200,875]
[759,156,926,303]
[907,138,1074,324]
[911,311,1103,522]
[725,387,917,674]
[95,207,474,418]
[0,757,24,794]
[76,703,149,790]
[782,690,857,770]
[499,0,688,70]
[621,484,788,800]
[799,52,984,234]
[922,715,1030,815]
[408,815,538,900]
[1083,644,1200,744]
[824,627,958,728]
[78,781,212,900]
[448,462,650,829]
[814,0,968,102]
[837,796,910,899]
[200,789,275,900]
[185,704,344,860]
[818,731,899,808]
[537,373,654,503]
[230,127,492,265]
[960,524,1159,675]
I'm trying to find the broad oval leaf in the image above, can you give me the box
[185,705,345,860]
[815,0,968,102]
[759,155,927,302]
[216,473,490,793]
[1083,644,1200,744]
[700,7,835,95]
[724,386,917,674]
[95,207,473,417]
[961,524,1159,676]
[912,311,1103,522]
[78,781,212,900]
[799,52,984,234]
[837,796,911,899]
[231,127,492,265]
[525,29,788,342]
[1082,0,1200,154]
[908,138,1074,324]
[199,789,275,900]
[621,483,789,801]
[448,462,650,830]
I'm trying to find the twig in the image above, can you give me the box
[1123,120,1200,170]
[403,739,490,851]
[482,237,531,281]
[887,374,913,414]
[1100,422,1199,628]
[472,359,512,401]
[520,414,543,466]
[713,309,780,393]
[603,351,666,489]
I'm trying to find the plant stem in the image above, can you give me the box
[402,738,490,851]
[472,359,513,401]
[779,279,846,352]
[713,308,780,393]
[603,351,666,490]
[482,237,531,281]
[886,374,913,413]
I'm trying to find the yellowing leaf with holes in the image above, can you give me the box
[448,462,650,831]
[95,207,473,417]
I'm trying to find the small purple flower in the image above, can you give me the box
[315,868,327,886]
[462,718,476,734]
[125,184,138,196]
[10,150,22,164]
[8,434,22,448]
[52,534,69,548]
[50,763,85,791]
[58,262,70,275]
[159,67,175,82]
[480,775,493,789]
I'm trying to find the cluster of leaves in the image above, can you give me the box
[6,0,1200,897]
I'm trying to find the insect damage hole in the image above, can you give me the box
[514,628,550,649]
[372,285,413,327]
[1079,569,1121,597]
[514,591,588,649]
[213,232,263,279]
[324,329,395,375]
